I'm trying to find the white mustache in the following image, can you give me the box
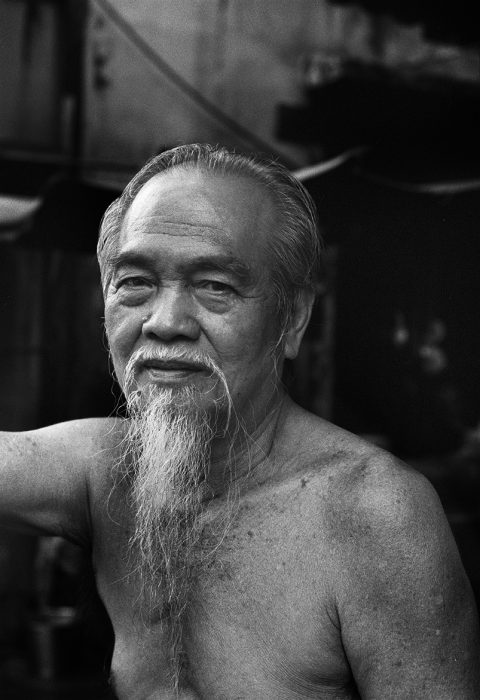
[124,347,221,391]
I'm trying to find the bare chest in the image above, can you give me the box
[94,488,357,699]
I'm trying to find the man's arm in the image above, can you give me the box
[337,454,480,698]
[0,418,117,545]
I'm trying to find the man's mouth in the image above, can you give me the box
[140,359,206,382]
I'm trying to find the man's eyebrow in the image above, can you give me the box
[106,251,254,283]
[106,251,155,273]
[182,255,253,283]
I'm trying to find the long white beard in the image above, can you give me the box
[126,386,211,608]
[120,350,234,688]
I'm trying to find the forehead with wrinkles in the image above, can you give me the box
[118,167,278,267]
[122,171,224,232]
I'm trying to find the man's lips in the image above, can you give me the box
[138,359,207,381]
[142,359,205,372]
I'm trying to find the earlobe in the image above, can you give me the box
[283,290,315,360]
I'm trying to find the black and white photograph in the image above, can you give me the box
[0,1,479,698]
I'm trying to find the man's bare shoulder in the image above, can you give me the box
[30,416,124,460]
[22,416,126,499]
[274,403,480,696]
[279,401,445,541]
[43,416,126,483]
[0,417,126,541]
[35,416,124,447]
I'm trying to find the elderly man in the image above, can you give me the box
[1,144,479,699]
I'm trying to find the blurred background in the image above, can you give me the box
[0,0,479,696]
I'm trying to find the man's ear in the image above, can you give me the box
[283,290,315,360]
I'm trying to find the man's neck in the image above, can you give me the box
[204,390,288,498]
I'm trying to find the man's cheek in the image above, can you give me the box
[106,321,138,379]
[106,303,139,344]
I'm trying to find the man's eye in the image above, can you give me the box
[198,280,234,294]
[117,276,151,289]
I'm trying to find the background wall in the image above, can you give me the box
[0,2,60,148]
[81,0,479,184]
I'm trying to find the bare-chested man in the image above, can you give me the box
[1,144,479,699]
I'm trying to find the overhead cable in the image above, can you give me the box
[356,168,480,194]
[293,146,368,181]
[90,0,299,168]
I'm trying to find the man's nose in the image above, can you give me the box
[141,286,200,342]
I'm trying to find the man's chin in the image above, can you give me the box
[128,380,225,417]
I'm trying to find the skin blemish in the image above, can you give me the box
[300,477,309,488]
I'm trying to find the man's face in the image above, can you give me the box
[104,167,284,424]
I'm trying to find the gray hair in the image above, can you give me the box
[97,143,323,327]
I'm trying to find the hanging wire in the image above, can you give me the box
[293,146,368,181]
[90,0,300,168]
[355,167,480,194]
[293,146,480,193]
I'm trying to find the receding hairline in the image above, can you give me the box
[117,162,282,254]
[122,160,280,217]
